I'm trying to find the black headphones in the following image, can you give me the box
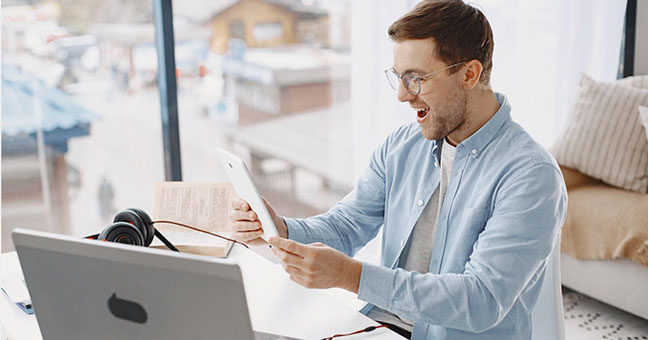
[86,207,247,250]
[86,208,179,251]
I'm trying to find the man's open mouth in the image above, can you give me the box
[415,107,429,119]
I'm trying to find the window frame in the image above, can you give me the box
[153,0,182,181]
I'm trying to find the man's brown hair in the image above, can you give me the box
[388,0,494,84]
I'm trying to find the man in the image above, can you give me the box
[230,1,567,339]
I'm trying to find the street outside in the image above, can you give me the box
[65,68,347,238]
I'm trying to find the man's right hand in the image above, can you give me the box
[230,196,289,245]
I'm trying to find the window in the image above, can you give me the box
[2,0,626,263]
[173,0,356,224]
[253,22,283,43]
[1,0,164,251]
[230,20,245,40]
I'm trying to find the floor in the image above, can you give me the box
[563,288,648,340]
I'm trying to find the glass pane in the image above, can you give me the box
[174,0,353,220]
[2,0,164,252]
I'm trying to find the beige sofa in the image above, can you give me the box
[559,166,648,320]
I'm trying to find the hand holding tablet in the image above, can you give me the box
[216,148,286,244]
[230,196,286,245]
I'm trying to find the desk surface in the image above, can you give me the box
[0,245,403,340]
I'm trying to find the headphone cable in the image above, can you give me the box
[321,324,389,340]
[151,220,249,248]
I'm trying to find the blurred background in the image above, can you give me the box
[0,0,637,252]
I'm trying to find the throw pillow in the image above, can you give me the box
[552,74,648,193]
[618,74,648,88]
[640,106,648,143]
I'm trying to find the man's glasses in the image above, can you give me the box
[384,62,466,95]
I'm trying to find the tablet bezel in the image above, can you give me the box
[216,148,280,241]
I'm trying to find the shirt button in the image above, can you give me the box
[417,199,424,206]
[472,149,478,154]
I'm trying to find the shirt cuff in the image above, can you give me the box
[357,262,395,309]
[283,217,311,244]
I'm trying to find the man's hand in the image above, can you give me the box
[230,196,288,246]
[268,237,362,293]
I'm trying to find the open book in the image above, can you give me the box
[151,182,236,258]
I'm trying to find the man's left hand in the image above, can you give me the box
[268,237,362,293]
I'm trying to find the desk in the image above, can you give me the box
[0,246,403,340]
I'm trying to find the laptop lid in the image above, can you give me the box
[12,228,255,340]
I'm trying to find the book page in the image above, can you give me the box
[153,182,236,249]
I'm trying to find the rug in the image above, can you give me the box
[563,288,648,340]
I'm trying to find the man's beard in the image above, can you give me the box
[421,88,467,140]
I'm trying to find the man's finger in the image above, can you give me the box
[289,275,304,286]
[231,197,249,211]
[234,221,262,232]
[272,246,306,268]
[289,275,313,289]
[246,237,269,247]
[269,237,309,257]
[233,229,264,242]
[282,264,304,276]
[230,210,257,222]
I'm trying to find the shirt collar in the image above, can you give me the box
[457,92,511,158]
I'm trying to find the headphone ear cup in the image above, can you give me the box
[113,209,152,246]
[128,208,155,246]
[98,222,145,246]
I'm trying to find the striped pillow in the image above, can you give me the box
[641,106,648,142]
[552,74,648,193]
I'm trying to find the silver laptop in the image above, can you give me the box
[12,228,301,340]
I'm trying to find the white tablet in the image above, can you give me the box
[216,148,279,241]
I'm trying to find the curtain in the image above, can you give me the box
[480,0,627,147]
[350,0,418,178]
[350,0,628,178]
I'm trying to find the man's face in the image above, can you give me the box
[393,39,467,140]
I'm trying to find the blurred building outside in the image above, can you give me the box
[1,0,355,252]
[1,64,97,252]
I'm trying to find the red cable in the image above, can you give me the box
[321,324,389,340]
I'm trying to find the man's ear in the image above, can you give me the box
[462,60,483,89]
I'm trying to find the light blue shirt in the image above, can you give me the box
[285,93,567,339]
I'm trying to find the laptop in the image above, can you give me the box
[12,228,301,340]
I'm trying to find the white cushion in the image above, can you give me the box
[551,74,648,193]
